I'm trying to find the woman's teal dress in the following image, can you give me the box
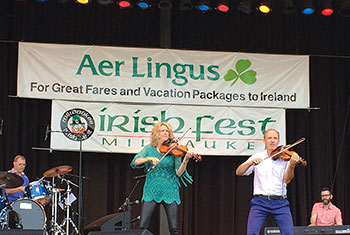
[130,145,193,205]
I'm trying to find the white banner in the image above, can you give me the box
[51,100,286,156]
[19,42,309,108]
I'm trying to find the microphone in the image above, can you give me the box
[0,119,3,135]
[118,200,140,211]
[133,175,146,180]
[130,216,141,223]
[130,200,140,206]
[57,174,64,184]
[44,124,50,141]
[66,173,90,180]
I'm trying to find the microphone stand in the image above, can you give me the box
[59,175,80,235]
[117,175,145,231]
[42,125,87,234]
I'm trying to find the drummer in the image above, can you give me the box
[3,155,30,202]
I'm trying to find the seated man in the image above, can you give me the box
[3,155,29,202]
[310,187,342,226]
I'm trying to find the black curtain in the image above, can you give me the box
[1,1,350,235]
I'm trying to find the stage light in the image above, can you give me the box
[338,0,350,16]
[76,0,90,4]
[37,0,48,2]
[179,0,193,11]
[117,0,131,8]
[301,0,315,15]
[281,0,295,14]
[319,0,333,15]
[96,0,114,5]
[237,0,254,14]
[197,0,211,12]
[258,0,272,14]
[137,0,151,9]
[216,0,229,12]
[158,0,172,10]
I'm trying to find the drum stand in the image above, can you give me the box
[59,177,79,235]
[49,177,65,235]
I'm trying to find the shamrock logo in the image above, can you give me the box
[224,59,257,86]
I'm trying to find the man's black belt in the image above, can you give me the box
[255,194,287,200]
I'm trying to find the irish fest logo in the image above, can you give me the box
[60,108,95,141]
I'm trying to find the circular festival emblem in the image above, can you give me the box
[60,108,95,142]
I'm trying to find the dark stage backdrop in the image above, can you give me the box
[1,1,350,235]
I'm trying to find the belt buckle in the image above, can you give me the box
[267,195,274,200]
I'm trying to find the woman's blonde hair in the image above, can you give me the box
[150,122,175,146]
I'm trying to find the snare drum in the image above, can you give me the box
[25,181,51,205]
[10,199,46,230]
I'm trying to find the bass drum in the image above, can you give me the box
[11,199,46,230]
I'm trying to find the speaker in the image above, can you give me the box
[0,230,46,234]
[84,213,128,234]
[88,229,153,235]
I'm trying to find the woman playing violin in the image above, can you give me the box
[130,122,195,235]
[236,129,304,235]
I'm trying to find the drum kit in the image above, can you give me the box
[0,165,80,234]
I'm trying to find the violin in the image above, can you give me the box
[271,146,307,166]
[159,139,202,162]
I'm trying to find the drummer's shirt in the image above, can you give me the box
[2,169,30,202]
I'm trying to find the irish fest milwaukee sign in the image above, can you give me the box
[51,100,286,156]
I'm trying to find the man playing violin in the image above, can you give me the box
[130,122,195,235]
[236,129,303,235]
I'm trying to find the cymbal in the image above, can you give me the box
[0,171,24,189]
[43,165,73,177]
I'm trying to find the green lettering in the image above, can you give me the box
[140,116,158,133]
[115,61,125,76]
[204,140,216,149]
[187,64,205,80]
[247,141,255,150]
[102,138,117,146]
[238,120,255,136]
[207,65,220,80]
[215,118,235,135]
[193,115,214,141]
[98,60,113,76]
[76,54,98,75]
[156,62,171,78]
[132,57,145,77]
[160,111,184,133]
[258,117,276,134]
[107,115,130,132]
[172,63,188,86]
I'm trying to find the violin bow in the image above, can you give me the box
[268,137,306,159]
[148,127,191,172]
